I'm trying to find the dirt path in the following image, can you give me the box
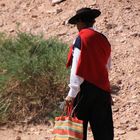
[0,124,140,140]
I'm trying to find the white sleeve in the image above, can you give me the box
[67,48,84,98]
[106,55,111,71]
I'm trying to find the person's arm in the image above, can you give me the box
[67,48,84,98]
[65,36,84,102]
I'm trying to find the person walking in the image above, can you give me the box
[65,7,114,140]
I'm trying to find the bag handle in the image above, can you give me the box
[61,95,83,117]
[66,102,77,118]
[62,94,84,117]
[67,104,73,116]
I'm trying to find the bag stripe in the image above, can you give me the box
[55,120,83,127]
[53,116,83,139]
[55,116,83,124]
[54,126,83,134]
[55,121,83,129]
[54,134,81,140]
[53,129,83,139]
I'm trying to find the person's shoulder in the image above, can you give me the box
[94,30,108,39]
[79,28,96,38]
[97,32,111,47]
[73,36,81,50]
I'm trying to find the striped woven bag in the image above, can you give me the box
[53,105,83,140]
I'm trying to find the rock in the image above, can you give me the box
[113,107,119,112]
[125,6,131,10]
[17,130,22,133]
[31,15,38,18]
[51,0,64,5]
[114,137,120,140]
[129,125,138,131]
[0,21,4,27]
[0,127,7,130]
[62,21,66,25]
[15,136,21,140]
[117,80,122,85]
[9,29,14,33]
[1,3,5,7]
[39,128,43,131]
[56,8,63,14]
[45,136,50,140]
[30,127,36,132]
[131,33,140,37]
[120,118,129,124]
[14,128,22,133]
[117,130,126,135]
[120,38,126,43]
[46,8,63,14]
[106,23,117,30]
[34,131,41,135]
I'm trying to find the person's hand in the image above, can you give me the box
[64,96,75,113]
[65,96,74,105]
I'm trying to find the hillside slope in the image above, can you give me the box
[0,0,140,139]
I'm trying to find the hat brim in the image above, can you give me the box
[68,9,101,24]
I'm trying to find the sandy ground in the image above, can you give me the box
[0,124,140,140]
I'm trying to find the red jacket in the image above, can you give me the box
[66,28,111,92]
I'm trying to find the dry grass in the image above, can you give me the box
[0,32,69,124]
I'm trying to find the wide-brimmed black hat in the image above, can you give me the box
[68,8,101,24]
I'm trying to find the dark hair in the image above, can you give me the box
[78,16,95,27]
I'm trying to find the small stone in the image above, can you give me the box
[30,127,36,132]
[39,128,43,131]
[131,33,140,37]
[129,125,138,131]
[17,130,22,133]
[125,6,131,10]
[113,107,119,112]
[9,29,14,33]
[114,137,120,140]
[31,15,38,18]
[117,80,122,85]
[120,38,126,43]
[117,130,126,135]
[45,136,50,139]
[52,0,64,5]
[56,8,63,14]
[34,131,40,135]
[120,118,129,124]
[0,21,4,27]
[1,3,5,7]
[0,127,7,130]
[46,8,62,14]
[62,21,66,25]
[106,23,117,29]
[15,136,21,140]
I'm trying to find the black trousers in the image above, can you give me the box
[73,81,114,140]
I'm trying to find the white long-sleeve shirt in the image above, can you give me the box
[68,48,84,97]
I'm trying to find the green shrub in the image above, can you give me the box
[0,32,69,89]
[0,32,69,123]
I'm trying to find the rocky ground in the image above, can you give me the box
[0,0,140,139]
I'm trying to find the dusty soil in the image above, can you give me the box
[0,124,140,140]
[0,0,140,139]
